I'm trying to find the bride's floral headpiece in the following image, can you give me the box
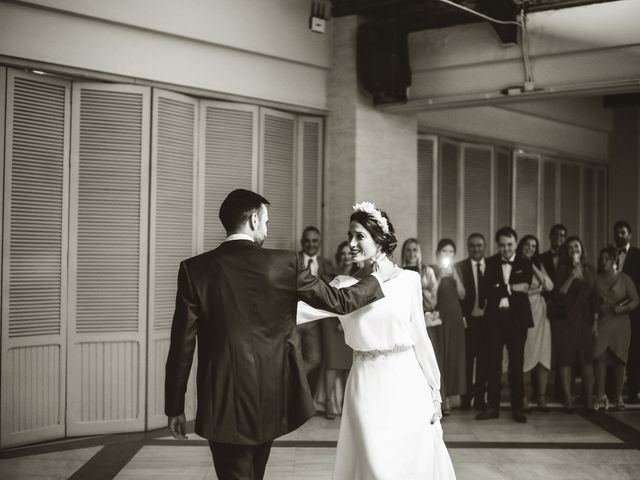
[352,202,389,234]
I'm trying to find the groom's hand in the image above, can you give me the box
[168,413,188,439]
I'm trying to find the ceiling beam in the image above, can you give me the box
[476,0,518,44]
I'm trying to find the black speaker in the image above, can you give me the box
[357,18,411,104]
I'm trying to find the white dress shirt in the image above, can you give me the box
[224,233,254,242]
[618,244,629,271]
[303,253,319,277]
[499,253,516,309]
[471,258,486,317]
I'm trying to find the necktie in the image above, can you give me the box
[476,262,485,309]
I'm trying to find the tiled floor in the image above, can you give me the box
[1,407,639,479]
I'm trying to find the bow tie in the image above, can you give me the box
[501,260,514,266]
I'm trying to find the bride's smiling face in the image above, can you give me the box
[348,221,381,263]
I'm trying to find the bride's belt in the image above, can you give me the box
[353,344,412,362]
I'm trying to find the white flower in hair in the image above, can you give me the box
[352,202,390,234]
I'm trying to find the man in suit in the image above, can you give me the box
[614,220,640,404]
[297,226,334,396]
[476,227,533,423]
[165,189,392,480]
[457,233,488,411]
[539,223,567,401]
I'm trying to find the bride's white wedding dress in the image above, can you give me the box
[298,269,456,480]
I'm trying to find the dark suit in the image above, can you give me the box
[482,254,533,411]
[165,240,383,480]
[457,258,489,409]
[297,253,335,395]
[622,246,640,400]
[540,250,560,306]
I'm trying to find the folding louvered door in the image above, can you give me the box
[1,70,70,447]
[199,102,258,251]
[297,117,323,236]
[417,135,437,264]
[512,151,542,240]
[439,140,460,247]
[461,144,493,248]
[147,90,199,429]
[66,84,150,435]
[260,109,297,249]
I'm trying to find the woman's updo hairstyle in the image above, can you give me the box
[350,209,398,256]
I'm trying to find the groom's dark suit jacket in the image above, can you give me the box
[165,239,383,445]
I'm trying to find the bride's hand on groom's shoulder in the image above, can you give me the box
[373,256,402,282]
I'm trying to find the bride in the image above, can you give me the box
[298,202,456,480]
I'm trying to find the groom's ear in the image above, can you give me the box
[249,210,259,231]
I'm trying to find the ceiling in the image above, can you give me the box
[329,0,623,43]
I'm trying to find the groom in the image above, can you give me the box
[165,189,391,480]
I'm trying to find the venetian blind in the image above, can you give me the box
[462,145,492,242]
[560,162,581,239]
[417,136,435,262]
[200,103,257,251]
[299,117,322,231]
[494,147,512,233]
[261,109,296,250]
[439,141,459,243]
[542,161,557,250]
[513,152,540,239]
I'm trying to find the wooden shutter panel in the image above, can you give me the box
[494,147,511,233]
[582,166,596,260]
[513,151,541,239]
[298,117,323,235]
[417,135,436,264]
[67,83,150,436]
[541,160,558,251]
[147,90,198,429]
[462,144,492,245]
[1,69,70,448]
[439,140,459,244]
[199,102,258,252]
[560,162,581,238]
[260,108,297,250]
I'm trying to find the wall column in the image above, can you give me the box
[324,16,418,258]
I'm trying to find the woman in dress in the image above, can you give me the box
[594,246,640,410]
[429,239,466,415]
[298,202,456,480]
[401,238,439,316]
[553,236,598,413]
[516,235,553,412]
[321,241,355,419]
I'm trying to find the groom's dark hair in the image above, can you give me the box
[220,189,270,234]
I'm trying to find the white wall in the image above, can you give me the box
[0,0,331,109]
[409,0,640,100]
[418,97,612,162]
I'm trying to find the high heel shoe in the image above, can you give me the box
[593,395,609,412]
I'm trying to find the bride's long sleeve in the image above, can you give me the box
[410,273,442,403]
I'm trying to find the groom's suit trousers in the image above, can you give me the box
[209,440,273,480]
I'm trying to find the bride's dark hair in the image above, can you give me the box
[350,210,398,256]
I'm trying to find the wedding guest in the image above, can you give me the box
[613,221,640,404]
[476,227,532,423]
[297,226,334,396]
[540,224,568,402]
[517,235,553,412]
[429,239,466,415]
[401,238,438,314]
[553,236,597,413]
[321,241,355,419]
[594,246,640,410]
[456,233,488,411]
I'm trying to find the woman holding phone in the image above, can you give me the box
[429,238,466,415]
[594,246,639,410]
